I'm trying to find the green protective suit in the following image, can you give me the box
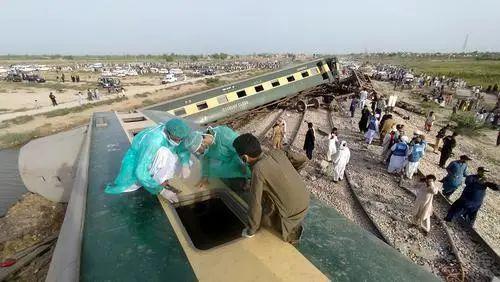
[105,120,191,195]
[201,126,251,179]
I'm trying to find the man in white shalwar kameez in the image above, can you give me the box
[327,129,338,162]
[364,115,378,145]
[332,141,350,182]
[388,136,409,173]
[413,175,438,233]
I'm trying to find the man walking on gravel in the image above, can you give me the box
[439,132,457,168]
[303,122,315,160]
[441,155,471,198]
[433,124,450,153]
[445,167,498,226]
[49,92,58,106]
[413,174,438,234]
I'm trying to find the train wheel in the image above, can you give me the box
[310,98,320,109]
[296,100,307,112]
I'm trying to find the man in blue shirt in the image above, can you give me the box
[445,167,498,226]
[441,155,471,198]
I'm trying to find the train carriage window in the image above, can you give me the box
[254,85,264,92]
[310,68,319,75]
[287,76,295,82]
[217,95,228,104]
[196,102,209,111]
[236,90,247,98]
[271,81,280,87]
[174,108,187,116]
[301,71,309,78]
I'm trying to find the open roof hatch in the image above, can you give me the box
[175,191,246,250]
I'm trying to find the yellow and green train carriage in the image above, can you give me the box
[144,57,339,124]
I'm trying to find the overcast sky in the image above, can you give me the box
[1,0,499,55]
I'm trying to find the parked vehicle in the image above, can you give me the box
[98,77,122,89]
[161,74,178,84]
[24,74,46,83]
[5,72,22,82]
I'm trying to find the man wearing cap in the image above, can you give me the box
[184,126,250,191]
[441,155,471,198]
[445,167,498,226]
[232,133,309,244]
[105,118,192,203]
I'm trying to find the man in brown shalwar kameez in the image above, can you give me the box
[233,133,309,244]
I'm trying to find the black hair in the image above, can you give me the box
[233,133,262,158]
[308,122,313,128]
[332,127,338,133]
[426,174,436,181]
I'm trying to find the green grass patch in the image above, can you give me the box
[449,112,487,136]
[0,129,41,147]
[141,99,155,106]
[367,56,500,88]
[134,92,150,98]
[204,77,224,87]
[9,115,34,125]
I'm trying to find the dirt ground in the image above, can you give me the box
[372,81,499,252]
[0,193,66,281]
[0,70,256,279]
[0,71,257,149]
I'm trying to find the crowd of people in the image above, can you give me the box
[349,90,498,234]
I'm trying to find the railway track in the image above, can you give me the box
[329,98,500,281]
[209,90,499,281]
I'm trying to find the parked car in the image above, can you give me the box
[202,69,216,76]
[24,74,46,83]
[98,77,122,89]
[5,73,22,82]
[161,74,177,84]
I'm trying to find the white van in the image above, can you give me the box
[161,74,177,84]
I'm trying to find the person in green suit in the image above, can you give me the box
[105,118,192,202]
[185,126,251,191]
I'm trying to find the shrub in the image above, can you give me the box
[142,99,155,106]
[449,112,486,136]
[8,115,34,125]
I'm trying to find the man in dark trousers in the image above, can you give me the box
[445,167,498,226]
[349,96,359,118]
[303,122,315,160]
[233,133,309,244]
[358,105,370,133]
[434,124,450,153]
[49,92,58,106]
[439,132,457,168]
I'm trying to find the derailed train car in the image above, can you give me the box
[43,58,440,281]
[144,57,339,124]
